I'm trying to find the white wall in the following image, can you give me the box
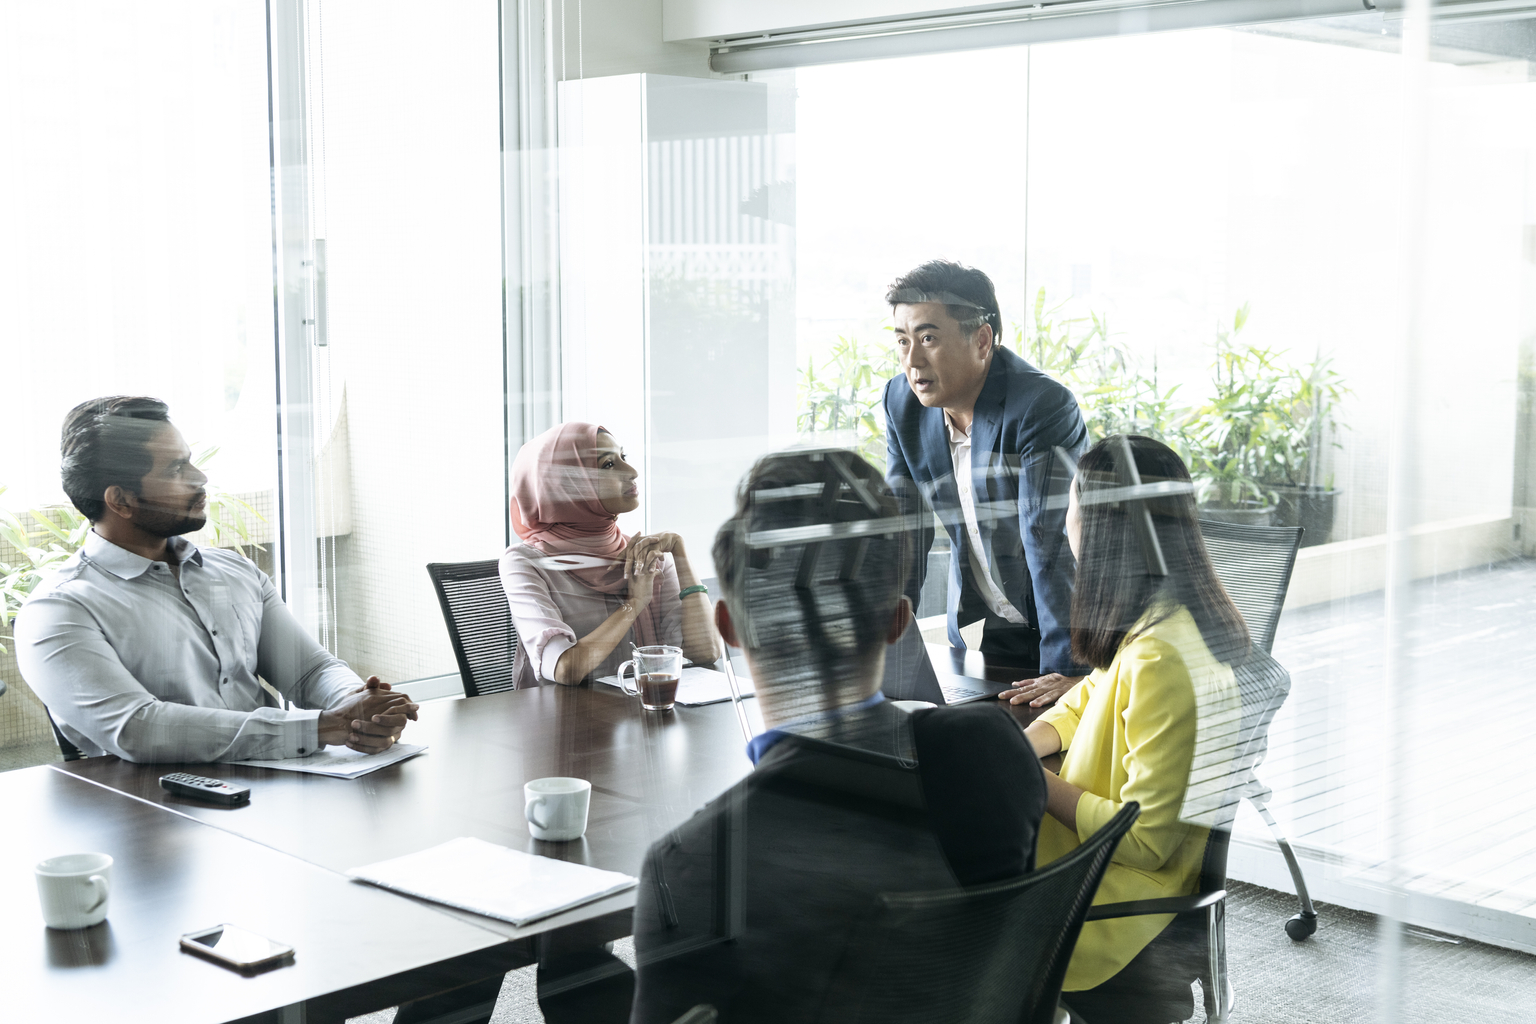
[559,74,798,575]
[553,0,712,79]
[558,75,650,539]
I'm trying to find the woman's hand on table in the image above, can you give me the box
[999,673,1084,708]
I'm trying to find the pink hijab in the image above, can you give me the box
[509,422,662,644]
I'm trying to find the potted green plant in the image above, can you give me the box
[1013,287,1188,446]
[1185,305,1283,526]
[1258,354,1349,546]
[797,331,900,473]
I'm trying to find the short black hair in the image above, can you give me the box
[712,448,913,710]
[885,259,1002,345]
[60,397,173,522]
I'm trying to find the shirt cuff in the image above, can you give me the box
[1037,704,1078,751]
[539,635,577,682]
[285,708,323,758]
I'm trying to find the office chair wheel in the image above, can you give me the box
[1285,911,1317,940]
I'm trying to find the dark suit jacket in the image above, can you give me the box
[628,701,1046,1024]
[884,345,1089,674]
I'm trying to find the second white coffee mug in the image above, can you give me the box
[524,777,591,842]
[35,852,113,930]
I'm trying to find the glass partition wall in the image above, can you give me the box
[781,5,1536,1016]
[288,0,508,687]
[4,0,1535,1018]
[0,1,279,766]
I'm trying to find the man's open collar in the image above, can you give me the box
[943,411,970,445]
[82,530,206,580]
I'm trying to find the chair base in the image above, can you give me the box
[1285,910,1319,941]
[1245,780,1319,940]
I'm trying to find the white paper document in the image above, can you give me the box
[223,742,427,779]
[346,836,638,927]
[595,665,755,706]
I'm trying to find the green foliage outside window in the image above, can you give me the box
[0,447,265,653]
[1181,305,1351,507]
[797,332,900,472]
[1010,287,1188,446]
[795,291,1348,511]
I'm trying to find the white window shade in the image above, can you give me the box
[696,0,1379,72]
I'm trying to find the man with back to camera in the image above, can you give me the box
[14,396,417,763]
[883,259,1090,707]
[626,448,1047,1023]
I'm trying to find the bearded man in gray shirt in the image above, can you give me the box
[15,396,416,763]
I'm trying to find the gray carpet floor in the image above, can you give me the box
[348,881,1536,1023]
[1194,882,1536,1024]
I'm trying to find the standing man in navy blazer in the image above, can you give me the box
[883,260,1090,706]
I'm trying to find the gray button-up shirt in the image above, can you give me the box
[14,531,361,763]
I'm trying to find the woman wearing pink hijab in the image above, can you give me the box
[500,422,718,687]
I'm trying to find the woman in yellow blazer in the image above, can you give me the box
[1000,435,1247,1024]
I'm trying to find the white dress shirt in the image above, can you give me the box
[945,414,1026,625]
[15,531,362,763]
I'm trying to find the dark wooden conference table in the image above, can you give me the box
[11,644,1041,1024]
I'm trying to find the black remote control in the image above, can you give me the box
[159,772,252,806]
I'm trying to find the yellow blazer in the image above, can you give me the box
[1036,604,1238,991]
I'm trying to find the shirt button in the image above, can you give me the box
[298,747,307,755]
[211,629,219,636]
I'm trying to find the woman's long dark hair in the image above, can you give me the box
[1070,435,1250,670]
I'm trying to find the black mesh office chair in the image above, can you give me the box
[812,803,1141,1024]
[1083,652,1294,1023]
[1197,519,1302,657]
[1197,518,1318,942]
[425,560,520,698]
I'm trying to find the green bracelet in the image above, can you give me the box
[678,584,708,600]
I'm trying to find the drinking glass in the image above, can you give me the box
[616,645,683,711]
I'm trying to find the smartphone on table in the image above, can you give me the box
[179,924,295,972]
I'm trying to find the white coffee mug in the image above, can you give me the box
[36,853,113,930]
[524,777,591,842]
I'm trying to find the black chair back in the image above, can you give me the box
[1198,519,1304,655]
[815,803,1141,1024]
[425,560,520,697]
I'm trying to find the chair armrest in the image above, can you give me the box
[1084,890,1226,921]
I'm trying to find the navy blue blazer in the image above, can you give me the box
[884,345,1088,675]
[629,702,1045,1024]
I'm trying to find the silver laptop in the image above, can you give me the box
[881,619,998,706]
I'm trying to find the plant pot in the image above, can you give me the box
[1199,501,1275,527]
[1269,486,1340,548]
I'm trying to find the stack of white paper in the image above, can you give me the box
[596,665,755,706]
[346,836,638,926]
[224,742,427,779]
